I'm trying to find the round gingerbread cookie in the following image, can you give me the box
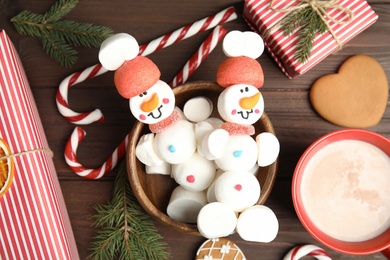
[195,237,246,260]
[310,55,388,128]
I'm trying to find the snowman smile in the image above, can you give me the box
[147,105,163,119]
[237,109,253,119]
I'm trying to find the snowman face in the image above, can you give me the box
[129,80,175,124]
[217,84,264,125]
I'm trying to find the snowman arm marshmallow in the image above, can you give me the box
[256,132,280,167]
[201,128,230,160]
[135,133,164,167]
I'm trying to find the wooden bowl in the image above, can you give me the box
[127,81,278,235]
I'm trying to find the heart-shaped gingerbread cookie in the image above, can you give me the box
[310,55,388,128]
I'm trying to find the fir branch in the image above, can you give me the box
[280,8,310,36]
[89,161,170,260]
[279,4,329,64]
[40,29,78,68]
[42,0,78,23]
[50,20,113,47]
[11,10,45,38]
[10,0,113,67]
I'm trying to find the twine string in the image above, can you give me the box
[0,148,53,160]
[266,0,354,48]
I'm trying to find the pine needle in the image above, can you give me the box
[10,0,113,67]
[89,161,170,260]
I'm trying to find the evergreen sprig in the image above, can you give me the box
[10,0,113,67]
[89,161,170,260]
[279,6,328,64]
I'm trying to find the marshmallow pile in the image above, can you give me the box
[99,31,280,243]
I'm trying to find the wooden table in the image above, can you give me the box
[2,0,389,259]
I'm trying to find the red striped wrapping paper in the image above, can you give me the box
[244,0,378,78]
[0,30,79,259]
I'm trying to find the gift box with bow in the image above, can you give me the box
[244,0,378,78]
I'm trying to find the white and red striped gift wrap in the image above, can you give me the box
[244,0,378,78]
[0,30,79,259]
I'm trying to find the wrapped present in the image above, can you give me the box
[0,30,79,259]
[244,0,378,78]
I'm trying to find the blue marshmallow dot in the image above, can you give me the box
[233,150,242,158]
[169,145,176,153]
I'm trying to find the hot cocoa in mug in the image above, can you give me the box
[293,129,390,258]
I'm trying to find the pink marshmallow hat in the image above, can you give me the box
[216,31,265,89]
[98,33,161,98]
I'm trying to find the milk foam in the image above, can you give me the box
[301,140,390,242]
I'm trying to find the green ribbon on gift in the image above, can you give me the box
[265,0,354,63]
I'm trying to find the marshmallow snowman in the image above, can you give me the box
[201,30,280,169]
[99,33,197,167]
[197,31,279,242]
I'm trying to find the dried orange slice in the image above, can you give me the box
[0,138,14,197]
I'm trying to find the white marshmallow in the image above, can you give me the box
[215,171,260,213]
[256,132,280,167]
[154,119,196,164]
[135,133,164,167]
[204,117,223,129]
[201,129,230,160]
[236,205,279,243]
[145,161,171,175]
[197,202,237,238]
[195,121,214,157]
[129,80,176,125]
[171,152,216,192]
[215,135,258,172]
[167,186,207,223]
[222,31,264,59]
[242,31,264,59]
[217,84,264,125]
[206,169,223,203]
[249,163,260,176]
[99,33,139,71]
[183,96,213,123]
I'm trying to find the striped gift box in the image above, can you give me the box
[0,30,79,259]
[244,0,378,78]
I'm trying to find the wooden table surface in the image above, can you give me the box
[2,0,389,259]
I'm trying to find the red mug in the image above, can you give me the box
[292,129,390,258]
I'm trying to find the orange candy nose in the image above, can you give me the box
[140,93,159,112]
[239,92,261,110]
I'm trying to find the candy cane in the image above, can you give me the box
[139,6,236,56]
[56,6,237,125]
[56,64,108,125]
[64,127,128,179]
[283,245,332,260]
[169,25,227,87]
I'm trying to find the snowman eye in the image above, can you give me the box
[139,91,148,97]
[245,87,249,92]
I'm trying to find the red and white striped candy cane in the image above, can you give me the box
[169,25,227,87]
[64,127,128,179]
[283,245,332,260]
[139,6,236,56]
[56,64,108,125]
[56,6,237,125]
